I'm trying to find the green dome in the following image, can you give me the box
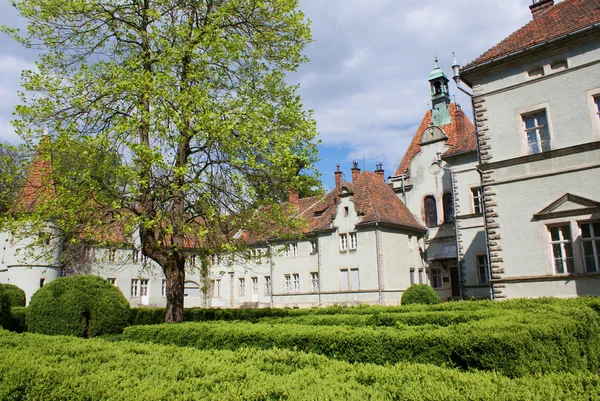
[429,65,448,81]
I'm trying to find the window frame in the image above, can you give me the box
[310,272,319,293]
[238,277,246,296]
[161,279,166,298]
[211,278,221,298]
[310,239,318,255]
[340,268,359,291]
[548,224,575,274]
[471,187,483,215]
[431,269,443,289]
[442,192,453,223]
[580,222,600,273]
[522,110,551,154]
[349,232,358,250]
[423,195,438,228]
[476,255,489,285]
[130,278,139,297]
[264,275,272,295]
[339,233,348,252]
[107,277,117,285]
[284,274,292,293]
[587,89,600,141]
[516,103,554,155]
[292,273,300,293]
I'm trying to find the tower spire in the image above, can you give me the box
[428,57,451,126]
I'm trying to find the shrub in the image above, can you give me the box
[27,275,130,337]
[8,307,27,333]
[0,292,10,330]
[1,330,599,400]
[123,304,600,377]
[401,284,440,306]
[0,283,26,308]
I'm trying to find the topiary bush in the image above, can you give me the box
[0,292,10,330]
[401,284,440,306]
[0,284,26,308]
[27,275,130,337]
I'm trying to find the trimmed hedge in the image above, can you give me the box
[123,303,600,378]
[27,275,130,337]
[0,330,599,400]
[8,307,27,333]
[0,292,9,330]
[0,283,26,308]
[402,284,441,306]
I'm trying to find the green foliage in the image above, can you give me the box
[402,284,441,306]
[124,301,600,377]
[7,307,27,333]
[0,283,26,308]
[27,275,130,337]
[0,143,28,214]
[0,292,10,330]
[4,0,318,322]
[1,330,599,400]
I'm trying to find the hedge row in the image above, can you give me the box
[128,297,600,326]
[1,330,599,400]
[123,305,600,378]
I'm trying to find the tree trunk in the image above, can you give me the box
[164,257,185,323]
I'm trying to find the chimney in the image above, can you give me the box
[288,188,299,206]
[374,162,385,181]
[351,160,360,183]
[334,164,343,190]
[529,0,554,20]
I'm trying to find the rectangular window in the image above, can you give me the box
[238,278,246,296]
[107,277,117,285]
[108,248,116,262]
[418,268,424,284]
[310,239,318,255]
[291,243,298,257]
[293,273,300,293]
[549,225,575,273]
[310,272,319,292]
[431,269,443,289]
[140,279,149,297]
[132,249,139,263]
[340,268,359,291]
[595,96,600,121]
[211,279,221,297]
[189,255,196,268]
[349,232,358,250]
[476,255,489,285]
[251,277,258,295]
[581,222,600,273]
[471,188,483,215]
[161,279,166,297]
[264,276,272,295]
[284,274,292,293]
[523,111,551,154]
[339,234,348,251]
[39,278,46,288]
[131,278,139,297]
[409,268,415,286]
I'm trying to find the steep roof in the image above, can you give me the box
[394,103,476,176]
[15,142,54,213]
[352,171,425,230]
[242,171,426,244]
[463,0,600,71]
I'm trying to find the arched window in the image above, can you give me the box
[443,193,454,223]
[424,196,438,228]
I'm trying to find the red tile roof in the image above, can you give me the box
[463,0,600,71]
[394,103,476,176]
[14,142,54,213]
[242,171,425,244]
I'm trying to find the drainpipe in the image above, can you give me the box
[266,239,274,307]
[452,53,493,300]
[375,222,383,305]
[317,236,322,306]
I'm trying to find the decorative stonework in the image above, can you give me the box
[474,95,505,298]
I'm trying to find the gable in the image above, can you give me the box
[534,193,600,219]
[419,126,447,146]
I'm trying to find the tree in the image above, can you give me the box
[3,0,318,322]
[0,143,29,214]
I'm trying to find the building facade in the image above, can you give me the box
[390,61,490,300]
[459,0,600,298]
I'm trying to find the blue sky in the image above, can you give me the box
[0,0,552,190]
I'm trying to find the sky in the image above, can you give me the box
[0,0,553,190]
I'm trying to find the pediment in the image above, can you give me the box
[419,126,448,146]
[534,193,600,218]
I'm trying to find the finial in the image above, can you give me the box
[434,56,439,68]
[336,164,341,172]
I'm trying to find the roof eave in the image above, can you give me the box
[461,22,600,77]
[356,220,427,234]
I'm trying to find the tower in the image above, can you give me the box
[429,58,451,126]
